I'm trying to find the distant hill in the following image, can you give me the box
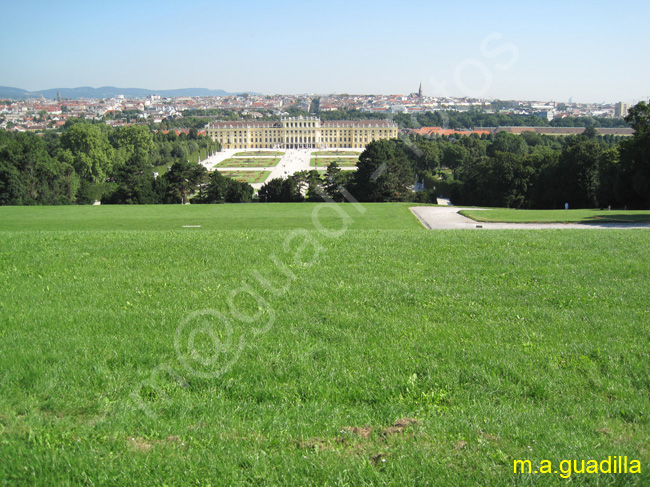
[0,86,249,100]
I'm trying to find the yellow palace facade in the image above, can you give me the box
[205,116,399,150]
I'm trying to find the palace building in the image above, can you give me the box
[205,116,399,150]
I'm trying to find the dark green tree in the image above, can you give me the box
[323,162,350,201]
[198,171,253,204]
[258,176,303,202]
[162,160,207,204]
[0,131,79,205]
[555,138,603,208]
[441,144,470,172]
[616,101,650,207]
[352,139,414,202]
[487,132,528,157]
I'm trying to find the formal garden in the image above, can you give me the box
[217,157,281,167]
[217,170,272,183]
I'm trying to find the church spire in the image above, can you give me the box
[418,82,423,98]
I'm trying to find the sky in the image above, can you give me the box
[1,0,648,103]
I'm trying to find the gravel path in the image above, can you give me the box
[410,206,650,230]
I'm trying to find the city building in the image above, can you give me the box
[614,102,629,118]
[205,116,399,149]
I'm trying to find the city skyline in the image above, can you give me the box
[1,0,648,104]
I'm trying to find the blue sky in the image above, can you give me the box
[1,0,648,103]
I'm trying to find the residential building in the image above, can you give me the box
[614,102,629,118]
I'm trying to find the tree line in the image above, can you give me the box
[0,121,230,205]
[394,110,630,130]
[436,103,648,208]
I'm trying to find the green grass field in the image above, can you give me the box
[0,204,419,231]
[461,209,650,223]
[310,157,358,167]
[1,204,649,485]
[217,158,281,168]
[313,151,360,156]
[217,170,272,184]
[233,151,285,157]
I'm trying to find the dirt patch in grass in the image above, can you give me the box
[342,426,373,439]
[127,435,183,452]
[297,418,421,454]
[381,418,420,436]
[454,440,468,450]
[128,437,154,452]
[296,438,333,451]
[480,431,498,441]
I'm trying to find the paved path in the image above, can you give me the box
[411,206,650,230]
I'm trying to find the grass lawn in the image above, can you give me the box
[0,203,421,232]
[313,151,361,156]
[233,151,285,157]
[0,204,648,485]
[310,157,358,167]
[217,170,272,184]
[461,208,650,224]
[217,158,281,168]
[152,164,170,177]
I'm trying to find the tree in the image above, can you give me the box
[597,147,620,207]
[291,170,322,201]
[459,135,488,160]
[520,131,544,147]
[103,125,157,204]
[616,101,650,207]
[202,170,231,203]
[104,164,156,204]
[162,160,207,204]
[258,176,303,202]
[582,126,598,140]
[323,162,349,201]
[441,144,469,172]
[555,138,603,208]
[60,124,114,183]
[352,139,414,202]
[194,170,253,204]
[451,150,538,208]
[225,178,254,203]
[0,131,79,205]
[112,125,154,168]
[487,132,528,157]
[414,139,442,172]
